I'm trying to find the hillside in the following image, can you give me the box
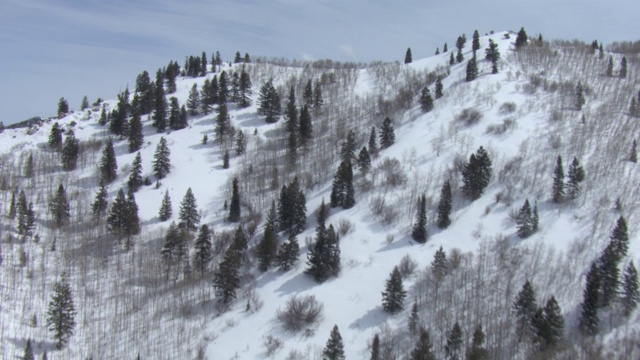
[1,30,640,359]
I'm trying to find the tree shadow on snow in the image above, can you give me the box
[349,307,388,330]
[376,235,416,252]
[274,272,317,296]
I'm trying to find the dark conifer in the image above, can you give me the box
[193,224,213,276]
[313,80,324,114]
[284,86,298,133]
[158,190,172,221]
[484,39,500,74]
[299,105,313,144]
[437,180,452,229]
[57,97,69,118]
[215,102,231,144]
[228,177,241,222]
[551,155,565,203]
[276,233,299,271]
[23,338,34,360]
[435,77,444,99]
[46,273,76,349]
[449,52,455,65]
[606,56,614,77]
[305,200,336,282]
[235,129,246,155]
[610,216,629,261]
[8,189,17,220]
[153,137,171,179]
[444,322,463,360]
[513,280,537,341]
[405,48,413,64]
[330,160,355,209]
[368,127,378,156]
[576,82,586,111]
[462,147,492,199]
[466,324,488,360]
[619,56,628,78]
[61,131,79,171]
[91,183,109,221]
[256,221,278,272]
[567,157,585,200]
[408,300,420,335]
[515,27,528,48]
[431,246,448,281]
[357,147,372,174]
[213,239,241,304]
[456,49,464,63]
[622,262,639,316]
[381,266,406,313]
[323,325,346,360]
[99,138,118,184]
[472,30,480,53]
[443,43,448,52]
[579,262,601,335]
[238,67,252,108]
[258,79,281,123]
[303,79,313,107]
[370,334,381,360]
[380,117,395,149]
[411,194,427,243]
[153,70,167,132]
[218,70,229,103]
[465,55,478,82]
[187,84,200,116]
[127,152,143,193]
[128,112,144,153]
[49,123,63,150]
[161,222,186,278]
[516,199,534,238]
[410,328,435,360]
[420,87,434,112]
[178,188,200,231]
[49,184,70,228]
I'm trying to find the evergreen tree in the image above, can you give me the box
[444,322,463,360]
[256,221,278,272]
[437,179,452,229]
[551,155,565,203]
[135,70,154,114]
[179,187,200,231]
[456,49,464,63]
[46,273,76,349]
[158,190,172,221]
[23,338,34,360]
[575,82,586,111]
[57,97,69,118]
[258,79,281,123]
[515,27,528,48]
[313,80,324,114]
[513,280,538,341]
[277,177,307,234]
[405,48,413,64]
[8,189,17,220]
[598,246,620,309]
[357,147,372,174]
[153,137,171,179]
[152,70,167,132]
[516,199,535,238]
[218,70,229,103]
[193,224,213,276]
[49,183,70,228]
[368,127,378,156]
[484,39,500,74]
[49,123,63,150]
[323,325,346,360]
[370,334,381,360]
[533,296,565,348]
[465,54,478,82]
[125,191,141,241]
[606,56,614,77]
[91,183,109,221]
[228,177,241,222]
[61,131,79,171]
[579,262,601,335]
[284,86,298,133]
[17,200,36,236]
[99,139,118,184]
[107,189,128,238]
[379,117,395,149]
[238,67,252,107]
[619,56,628,78]
[466,324,488,360]
[622,262,639,316]
[411,194,427,243]
[230,72,240,103]
[42,350,47,360]
[303,79,314,107]
[222,149,230,169]
[24,153,34,178]
[299,105,313,144]
[305,200,339,282]
[213,238,241,304]
[276,233,300,271]
[128,112,144,153]
[431,246,448,281]
[443,43,448,52]
[450,52,455,65]
[187,84,200,115]
[127,152,143,193]
[235,129,246,155]
[420,87,434,112]
[410,328,436,360]
[200,79,214,114]
[567,157,585,200]
[610,216,629,261]
[408,300,420,335]
[330,160,355,209]
[381,266,406,313]
[456,35,466,52]
[161,222,187,278]
[215,102,231,144]
[80,95,89,111]
[435,77,444,99]
[461,146,492,200]
[472,30,480,53]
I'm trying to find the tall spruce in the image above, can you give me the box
[357,146,372,174]
[91,183,109,221]
[323,325,346,360]
[257,79,281,123]
[465,54,478,82]
[598,243,620,308]
[160,222,186,279]
[567,157,585,200]
[187,84,200,116]
[49,123,63,150]
[61,130,79,171]
[370,334,381,360]
[404,48,413,64]
[484,39,500,74]
[277,177,306,234]
[444,322,463,360]
[238,67,252,107]
[516,199,536,238]
[49,184,70,228]
[46,273,76,349]
[152,70,167,132]
[127,152,143,193]
[256,221,278,272]
[313,80,324,114]
[215,102,231,143]
[513,280,538,341]
[330,160,355,209]
[23,338,34,360]
[299,105,313,144]
[606,56,614,77]
[622,262,639,316]
[179,188,200,231]
[379,117,395,149]
[128,112,144,153]
[305,200,339,282]
[533,296,564,348]
[515,27,528,48]
[276,233,299,271]
[368,126,378,156]
[158,190,172,221]
[228,177,241,222]
[619,56,628,78]
[57,97,69,118]
[153,137,171,179]
[575,82,586,111]
[411,194,427,243]
[193,224,213,276]
[472,30,480,53]
[610,216,629,261]
[431,246,448,281]
[435,77,444,99]
[437,179,452,229]
[579,262,601,335]
[461,146,492,199]
[551,155,565,203]
[99,139,118,184]
[382,266,406,313]
[213,230,243,304]
[303,79,313,107]
[410,328,436,360]
[284,86,298,133]
[107,189,128,238]
[420,87,434,112]
[466,324,488,360]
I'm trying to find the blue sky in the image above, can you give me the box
[1,0,638,124]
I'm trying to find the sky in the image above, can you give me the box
[1,0,638,124]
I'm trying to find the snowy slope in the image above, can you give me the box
[1,31,640,359]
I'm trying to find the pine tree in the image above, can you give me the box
[551,155,565,203]
[277,178,307,234]
[303,79,313,107]
[215,102,231,143]
[380,117,395,149]
[127,152,143,193]
[579,262,601,335]
[484,39,500,74]
[513,280,538,341]
[465,55,478,82]
[235,129,246,155]
[107,189,129,238]
[516,199,534,238]
[258,79,281,123]
[213,239,241,304]
[49,183,70,228]
[218,71,230,103]
[299,105,313,144]
[153,137,171,179]
[606,56,614,77]
[408,300,420,335]
[23,338,34,360]
[57,97,69,118]
[168,97,185,130]
[128,112,144,153]
[192,224,213,276]
[536,296,565,347]
[619,56,628,78]
[158,190,172,221]
[420,87,434,112]
[368,127,378,156]
[46,273,76,349]
[24,153,34,178]
[152,71,167,132]
[610,216,629,261]
[449,52,455,65]
[187,83,200,115]
[49,123,63,150]
[411,194,427,243]
[456,35,466,52]
[410,328,436,360]
[228,177,241,222]
[8,189,17,220]
[61,130,79,171]
[437,180,452,229]
[381,266,406,313]
[456,49,464,63]
[575,82,586,111]
[567,157,585,200]
[462,147,492,200]
[323,325,346,360]
[238,67,252,107]
[431,246,448,281]
[435,77,444,99]
[99,138,118,184]
[125,191,141,242]
[91,183,109,221]
[444,322,463,360]
[622,262,639,316]
[256,221,278,272]
[515,27,528,48]
[472,30,480,53]
[276,233,299,271]
[179,188,200,231]
[330,160,355,209]
[305,200,337,282]
[466,324,488,360]
[161,222,186,279]
[405,48,413,64]
[370,334,381,360]
[313,80,324,114]
[357,147,372,174]
[443,43,448,52]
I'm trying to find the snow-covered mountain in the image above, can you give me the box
[1,31,639,359]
